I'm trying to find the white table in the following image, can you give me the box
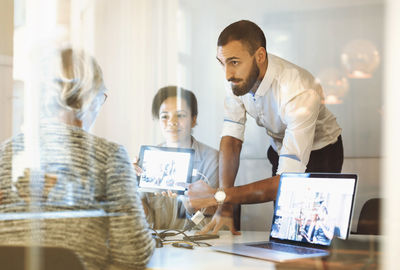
[147,231,276,270]
[146,231,380,270]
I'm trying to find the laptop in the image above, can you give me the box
[137,145,195,195]
[212,173,358,262]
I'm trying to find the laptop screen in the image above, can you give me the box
[270,173,357,247]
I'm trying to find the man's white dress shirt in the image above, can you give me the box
[222,53,342,174]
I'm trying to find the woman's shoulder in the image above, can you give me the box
[63,125,122,151]
[191,137,219,186]
[84,132,121,151]
[41,123,127,160]
[80,132,132,164]
[0,133,27,157]
[192,137,218,160]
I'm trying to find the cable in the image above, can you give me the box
[150,169,212,248]
[192,169,210,185]
[151,228,211,248]
[149,210,213,248]
[191,169,211,215]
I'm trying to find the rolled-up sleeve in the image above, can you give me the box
[221,89,247,141]
[277,90,321,174]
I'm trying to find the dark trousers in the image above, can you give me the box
[267,135,344,176]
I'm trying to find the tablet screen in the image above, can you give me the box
[138,145,195,193]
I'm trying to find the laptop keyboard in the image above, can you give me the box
[248,242,325,255]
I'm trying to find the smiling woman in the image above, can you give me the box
[137,86,219,230]
[153,86,198,148]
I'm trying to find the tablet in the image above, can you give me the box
[138,145,195,194]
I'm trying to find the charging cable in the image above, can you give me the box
[149,170,212,248]
[191,169,210,216]
[183,210,205,231]
[151,210,208,248]
[192,169,210,185]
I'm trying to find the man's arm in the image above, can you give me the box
[277,90,321,174]
[225,175,280,204]
[187,175,280,209]
[219,86,247,188]
[203,85,246,235]
[197,136,242,235]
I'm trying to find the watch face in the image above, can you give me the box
[215,190,226,202]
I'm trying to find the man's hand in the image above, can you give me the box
[187,180,241,235]
[198,204,241,235]
[187,180,217,209]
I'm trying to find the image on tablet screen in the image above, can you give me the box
[140,148,192,191]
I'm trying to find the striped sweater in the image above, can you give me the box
[0,123,155,270]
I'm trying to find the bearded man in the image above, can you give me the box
[191,20,343,235]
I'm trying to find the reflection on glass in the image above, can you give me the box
[316,68,349,104]
[341,39,380,79]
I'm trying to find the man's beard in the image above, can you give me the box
[230,59,260,96]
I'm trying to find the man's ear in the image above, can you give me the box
[255,47,267,64]
[191,115,197,128]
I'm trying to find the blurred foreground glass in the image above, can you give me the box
[1,0,156,268]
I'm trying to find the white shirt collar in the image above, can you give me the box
[254,53,277,97]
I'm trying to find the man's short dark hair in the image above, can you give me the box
[152,86,198,119]
[217,20,266,55]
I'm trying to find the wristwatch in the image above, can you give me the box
[214,188,226,205]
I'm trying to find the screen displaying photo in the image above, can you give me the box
[270,176,356,246]
[139,147,193,191]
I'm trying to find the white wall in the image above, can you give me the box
[90,0,179,157]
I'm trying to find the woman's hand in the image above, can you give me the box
[160,190,177,198]
[132,156,143,176]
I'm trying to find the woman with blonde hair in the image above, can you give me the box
[0,48,154,270]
